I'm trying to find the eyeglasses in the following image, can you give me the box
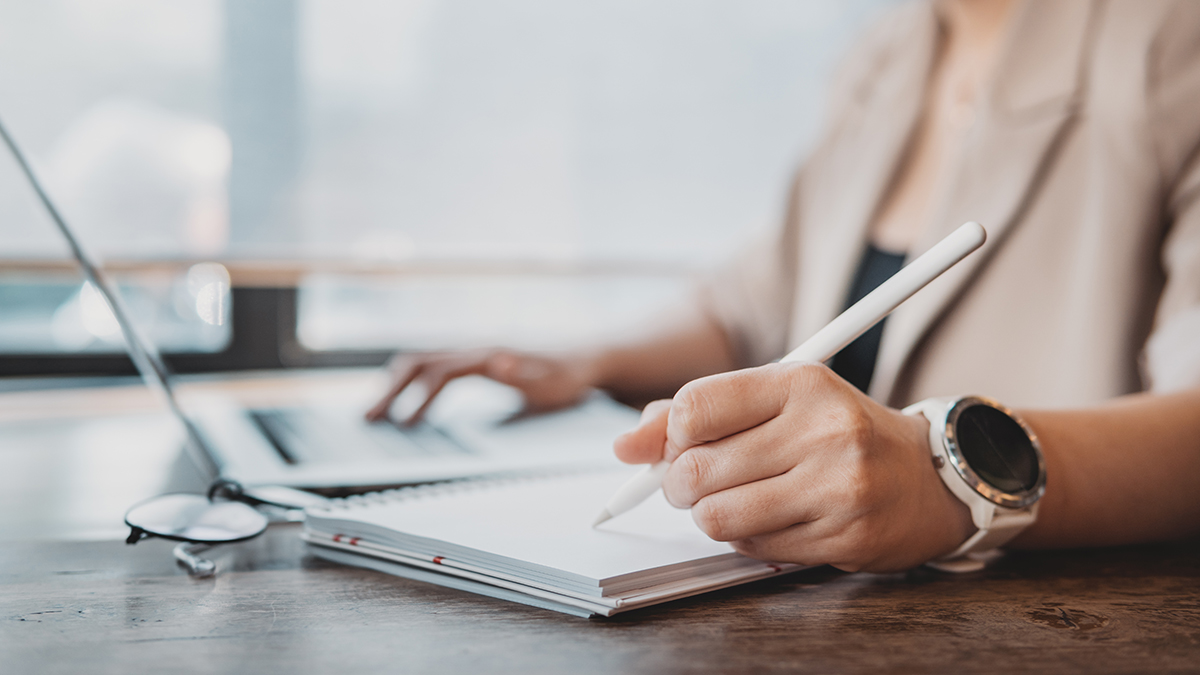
[125,479,328,577]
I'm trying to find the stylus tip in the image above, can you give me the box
[592,510,612,528]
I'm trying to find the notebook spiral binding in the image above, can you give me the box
[311,465,614,513]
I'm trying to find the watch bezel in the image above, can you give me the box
[942,396,1046,509]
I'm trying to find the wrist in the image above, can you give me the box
[903,396,1046,571]
[899,409,976,560]
[567,347,613,392]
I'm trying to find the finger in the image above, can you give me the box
[687,471,818,542]
[403,360,491,425]
[365,357,426,422]
[665,363,820,461]
[728,522,823,566]
[730,517,857,568]
[612,399,672,464]
[384,351,422,377]
[660,418,803,507]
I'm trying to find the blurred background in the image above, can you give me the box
[0,0,896,376]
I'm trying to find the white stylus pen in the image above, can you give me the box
[592,221,987,527]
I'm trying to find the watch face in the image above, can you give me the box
[953,402,1041,495]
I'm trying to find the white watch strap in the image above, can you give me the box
[943,505,1037,558]
[903,397,1038,571]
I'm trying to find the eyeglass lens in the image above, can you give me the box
[125,493,268,544]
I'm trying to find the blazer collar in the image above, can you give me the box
[870,0,1100,404]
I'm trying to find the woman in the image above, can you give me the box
[368,0,1200,572]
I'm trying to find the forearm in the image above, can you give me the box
[579,309,739,407]
[1012,388,1200,548]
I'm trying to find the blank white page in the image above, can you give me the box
[324,467,738,584]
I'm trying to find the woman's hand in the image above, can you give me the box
[613,362,974,573]
[365,349,596,425]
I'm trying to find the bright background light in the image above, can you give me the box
[0,0,898,354]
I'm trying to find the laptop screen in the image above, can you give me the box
[0,113,220,478]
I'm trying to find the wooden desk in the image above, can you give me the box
[3,376,1200,673]
[5,531,1200,673]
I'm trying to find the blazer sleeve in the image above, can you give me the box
[1143,0,1200,393]
[694,173,801,369]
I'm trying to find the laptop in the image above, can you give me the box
[1,114,639,492]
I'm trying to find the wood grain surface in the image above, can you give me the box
[3,377,1198,674]
[3,525,1199,675]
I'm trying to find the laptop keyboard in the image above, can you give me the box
[249,408,474,465]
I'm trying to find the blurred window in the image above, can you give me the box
[0,0,897,365]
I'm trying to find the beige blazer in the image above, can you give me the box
[700,0,1200,409]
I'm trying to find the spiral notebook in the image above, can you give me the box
[302,466,805,617]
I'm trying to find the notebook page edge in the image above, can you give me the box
[309,541,611,617]
[304,530,620,606]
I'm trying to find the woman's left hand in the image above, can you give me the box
[613,362,974,573]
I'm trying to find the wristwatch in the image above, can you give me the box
[903,396,1046,572]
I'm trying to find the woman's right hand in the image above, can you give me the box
[364,349,597,425]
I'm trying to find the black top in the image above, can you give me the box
[828,245,906,394]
